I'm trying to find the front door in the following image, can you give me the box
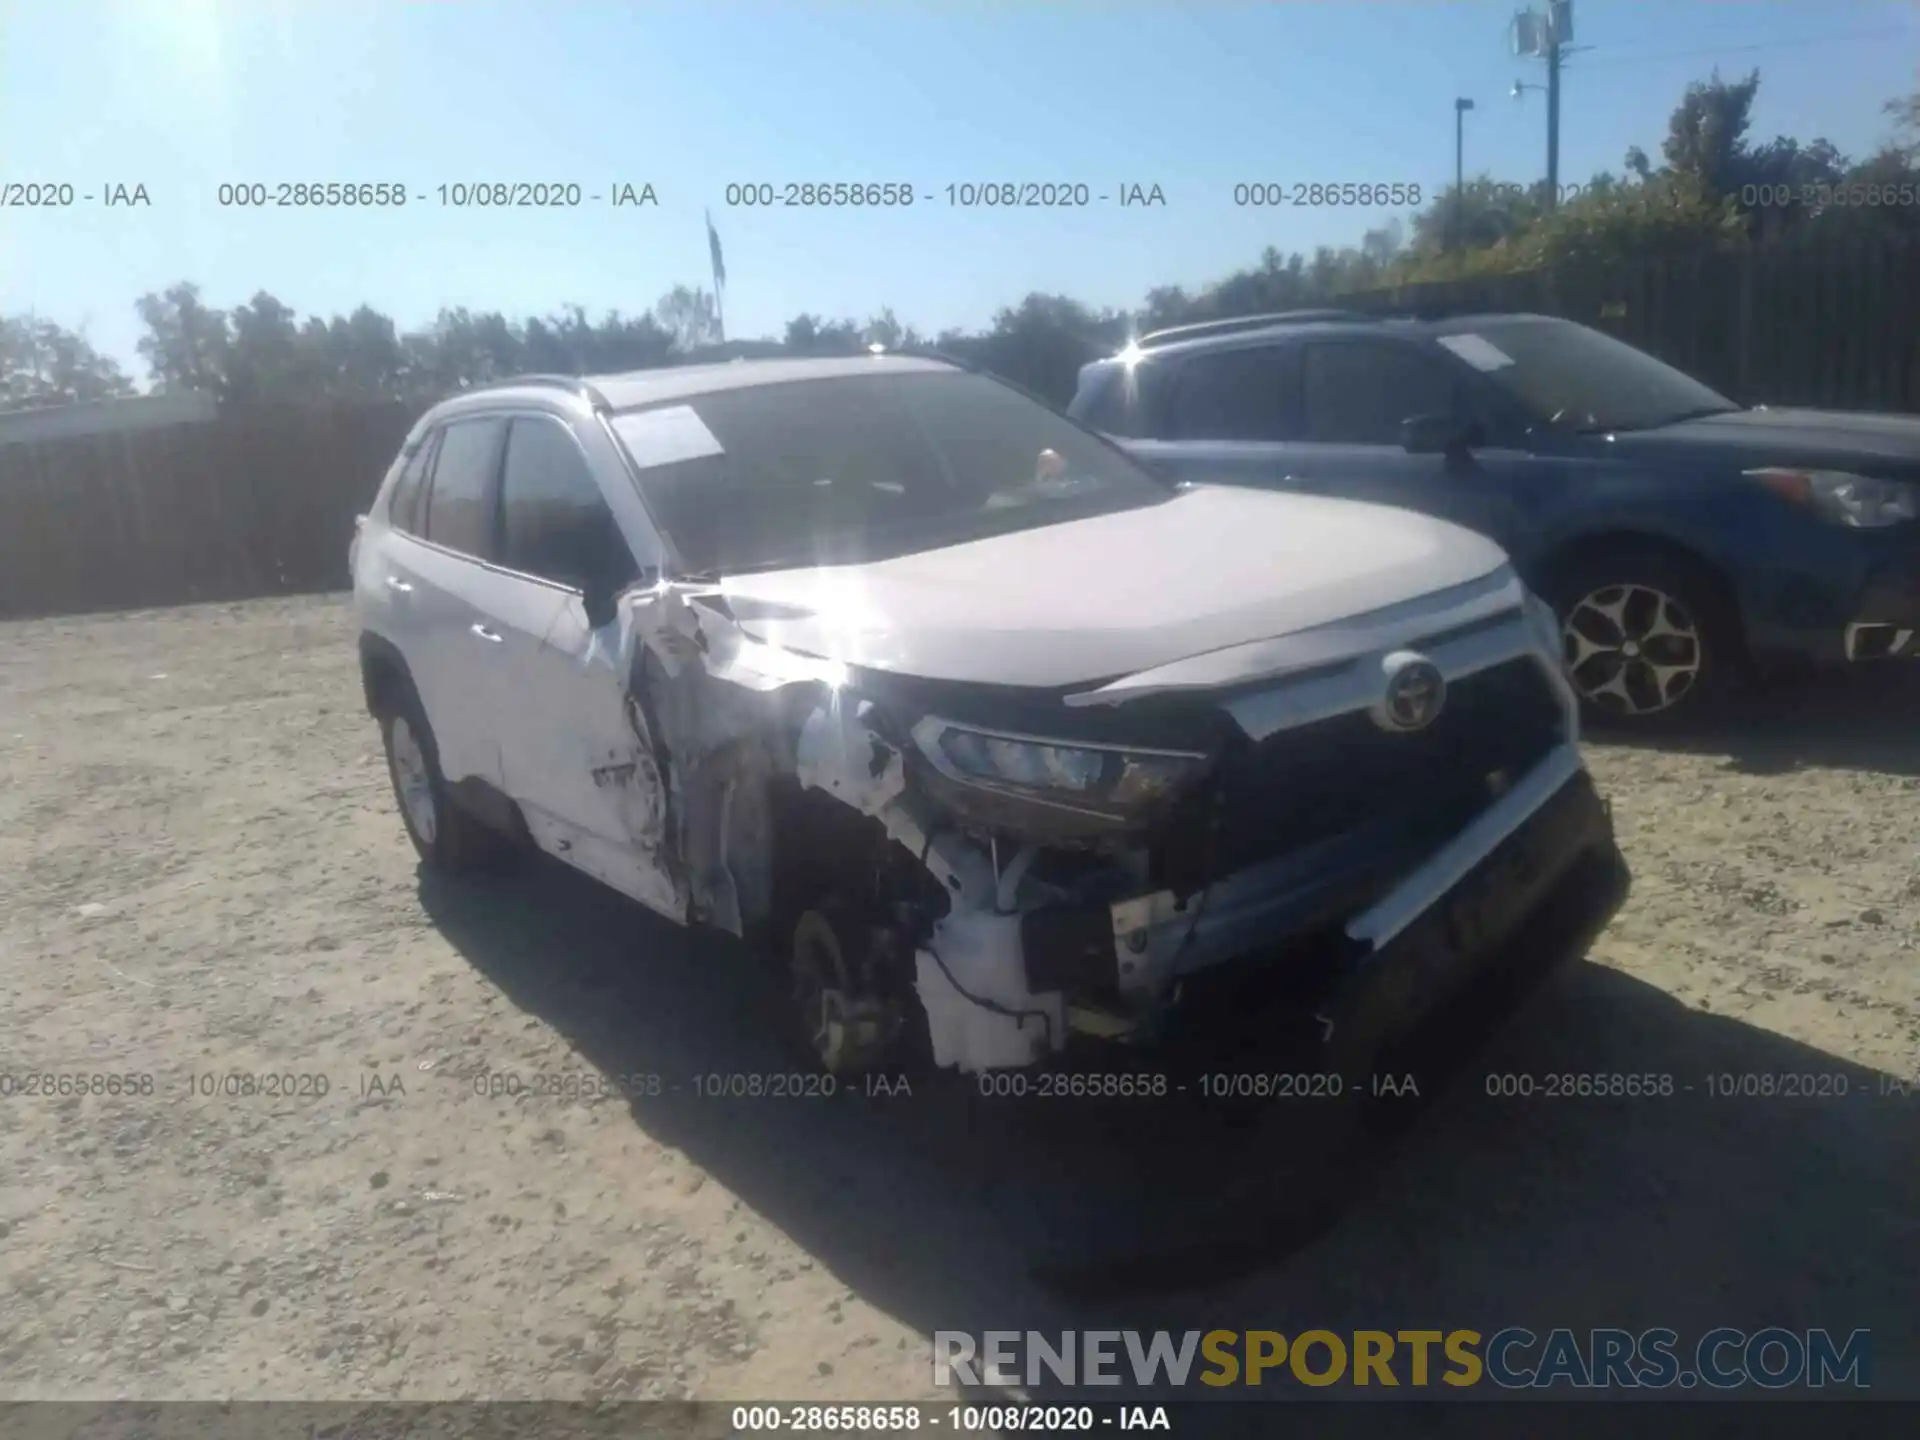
[1280,338,1534,552]
[487,414,684,920]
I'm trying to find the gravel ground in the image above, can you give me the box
[0,594,1915,1406]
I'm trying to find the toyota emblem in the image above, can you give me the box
[1373,651,1447,733]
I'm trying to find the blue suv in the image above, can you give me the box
[1071,310,1920,728]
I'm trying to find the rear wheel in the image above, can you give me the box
[379,684,502,873]
[1546,547,1742,729]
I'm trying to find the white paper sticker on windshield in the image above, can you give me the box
[1436,333,1516,371]
[611,405,725,468]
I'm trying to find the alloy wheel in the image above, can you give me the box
[1561,583,1703,717]
[389,716,439,844]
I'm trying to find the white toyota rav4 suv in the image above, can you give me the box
[351,354,1628,1085]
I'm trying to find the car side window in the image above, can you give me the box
[387,430,440,535]
[1301,342,1458,444]
[1166,345,1301,441]
[498,417,639,591]
[422,417,506,559]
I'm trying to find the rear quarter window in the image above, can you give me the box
[385,430,439,535]
[422,418,508,559]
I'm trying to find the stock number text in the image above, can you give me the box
[1235,182,1421,207]
[217,182,408,208]
[725,182,915,208]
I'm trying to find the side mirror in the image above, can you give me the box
[1402,413,1483,456]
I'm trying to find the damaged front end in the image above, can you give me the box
[606,566,1626,1080]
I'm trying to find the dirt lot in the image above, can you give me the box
[1,594,1916,1405]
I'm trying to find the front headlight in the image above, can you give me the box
[910,716,1208,815]
[1746,468,1919,528]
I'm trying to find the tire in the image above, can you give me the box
[379,682,501,874]
[1543,545,1743,731]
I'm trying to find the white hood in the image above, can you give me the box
[717,484,1509,688]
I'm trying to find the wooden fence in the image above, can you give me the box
[0,402,418,619]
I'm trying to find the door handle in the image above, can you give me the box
[385,576,413,594]
[470,623,503,643]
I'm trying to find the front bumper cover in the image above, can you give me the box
[1018,745,1627,1074]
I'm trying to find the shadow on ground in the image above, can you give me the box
[419,856,1919,1411]
[1593,664,1920,777]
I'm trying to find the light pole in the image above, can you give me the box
[1453,97,1475,251]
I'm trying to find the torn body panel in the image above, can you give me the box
[599,582,841,935]
[574,583,1072,1074]
[574,572,1601,1081]
[795,702,1074,1072]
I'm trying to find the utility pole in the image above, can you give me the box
[1510,2,1576,210]
[1453,98,1475,250]
[1545,29,1561,207]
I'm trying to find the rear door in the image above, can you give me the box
[356,427,439,647]
[395,416,511,787]
[1117,341,1307,487]
[489,413,683,919]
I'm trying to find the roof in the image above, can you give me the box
[1092,310,1561,365]
[592,353,954,411]
[1135,309,1368,349]
[457,354,959,417]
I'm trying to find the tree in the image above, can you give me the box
[782,313,862,354]
[652,285,720,351]
[783,313,823,351]
[1648,70,1847,237]
[1408,177,1544,257]
[1887,92,1920,160]
[135,282,231,398]
[1661,69,1763,195]
[966,293,1129,403]
[863,306,923,349]
[0,315,135,410]
[225,292,311,403]
[315,306,410,399]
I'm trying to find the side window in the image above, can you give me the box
[498,417,638,590]
[1166,345,1301,441]
[386,429,439,535]
[422,418,506,559]
[1301,343,1458,445]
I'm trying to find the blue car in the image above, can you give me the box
[1070,310,1920,728]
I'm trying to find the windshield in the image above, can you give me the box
[608,369,1172,574]
[1436,318,1739,434]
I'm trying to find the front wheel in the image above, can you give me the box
[1546,549,1742,729]
[783,902,926,1077]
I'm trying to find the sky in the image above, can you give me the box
[3,0,1916,384]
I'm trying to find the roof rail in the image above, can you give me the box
[467,373,612,409]
[855,344,976,372]
[1136,309,1369,349]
